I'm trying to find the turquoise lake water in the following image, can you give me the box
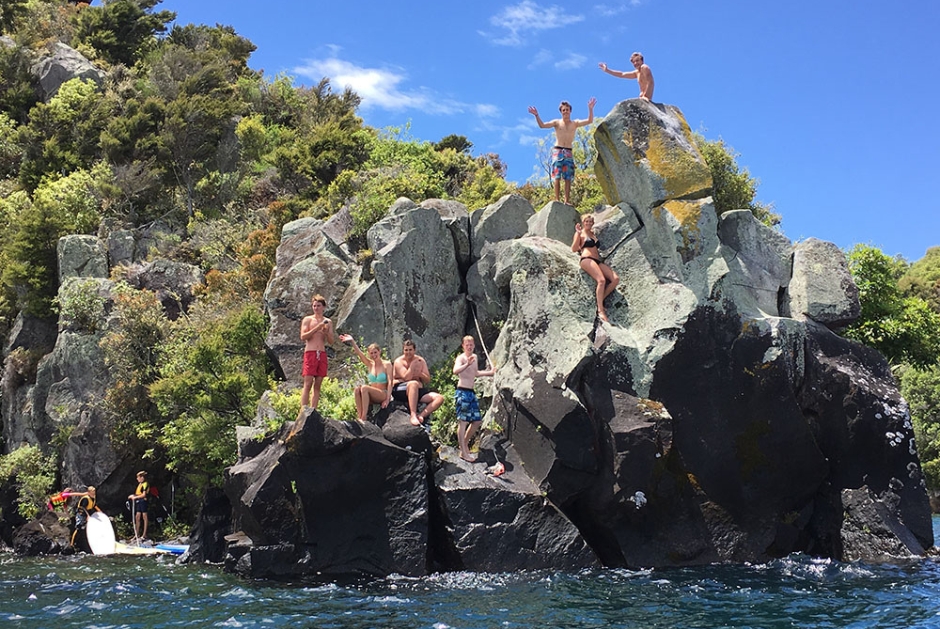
[3,518,940,628]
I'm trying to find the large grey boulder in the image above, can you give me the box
[368,204,465,369]
[264,218,356,384]
[787,237,860,326]
[525,201,580,245]
[421,198,472,272]
[106,229,137,267]
[30,43,106,101]
[3,312,57,357]
[594,99,712,212]
[470,194,534,261]
[718,209,792,317]
[57,235,108,282]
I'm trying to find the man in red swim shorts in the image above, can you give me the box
[299,294,334,418]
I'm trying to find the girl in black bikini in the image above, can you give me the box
[571,214,619,322]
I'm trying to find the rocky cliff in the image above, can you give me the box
[192,99,932,578]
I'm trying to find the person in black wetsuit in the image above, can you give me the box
[571,213,619,323]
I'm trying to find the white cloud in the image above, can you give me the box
[554,52,587,71]
[485,1,585,46]
[528,49,586,71]
[292,55,496,117]
[593,0,644,17]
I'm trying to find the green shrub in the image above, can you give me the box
[0,444,57,520]
[55,278,107,333]
[316,376,358,422]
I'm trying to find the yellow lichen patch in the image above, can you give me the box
[661,199,705,256]
[644,130,712,200]
[595,125,624,166]
[638,398,670,419]
[662,200,702,229]
[620,129,643,165]
[594,163,621,205]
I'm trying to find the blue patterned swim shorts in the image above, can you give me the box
[551,146,575,181]
[454,387,482,423]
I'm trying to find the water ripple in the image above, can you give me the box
[3,544,940,628]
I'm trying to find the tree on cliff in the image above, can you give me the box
[901,364,940,490]
[694,134,780,227]
[0,0,28,35]
[72,0,176,67]
[845,244,940,493]
[900,246,940,313]
[844,244,940,369]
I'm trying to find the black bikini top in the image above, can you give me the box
[582,237,598,249]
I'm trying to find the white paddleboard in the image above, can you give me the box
[86,511,116,555]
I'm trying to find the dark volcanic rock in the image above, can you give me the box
[13,511,72,556]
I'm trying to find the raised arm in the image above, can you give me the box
[528,106,555,129]
[571,222,584,252]
[599,62,638,79]
[576,97,596,127]
[453,353,473,376]
[339,334,369,365]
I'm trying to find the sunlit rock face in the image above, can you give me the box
[193,99,929,578]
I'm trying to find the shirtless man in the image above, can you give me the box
[298,294,334,417]
[452,336,494,462]
[599,52,654,101]
[527,97,596,205]
[392,339,444,426]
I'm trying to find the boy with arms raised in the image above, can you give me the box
[527,97,596,205]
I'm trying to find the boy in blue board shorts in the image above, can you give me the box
[452,336,495,462]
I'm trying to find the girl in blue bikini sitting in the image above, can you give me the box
[340,334,394,422]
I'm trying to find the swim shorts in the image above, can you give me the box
[454,387,482,423]
[133,499,148,514]
[302,350,328,377]
[551,146,575,181]
[392,382,431,402]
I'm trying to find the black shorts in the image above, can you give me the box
[392,382,430,402]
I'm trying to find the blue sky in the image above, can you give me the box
[154,0,939,262]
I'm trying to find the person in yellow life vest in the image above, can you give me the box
[70,486,104,549]
[128,471,150,541]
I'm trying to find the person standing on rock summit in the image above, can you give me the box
[527,97,596,206]
[599,52,654,101]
